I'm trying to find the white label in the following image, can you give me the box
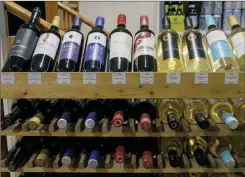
[140,72,154,84]
[231,32,245,58]
[28,73,41,84]
[206,30,228,45]
[83,73,96,84]
[57,73,71,84]
[1,73,14,84]
[133,32,156,60]
[194,73,208,84]
[109,32,132,62]
[62,31,82,45]
[87,32,107,47]
[167,72,180,84]
[112,73,126,84]
[32,33,60,59]
[225,72,239,84]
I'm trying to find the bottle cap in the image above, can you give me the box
[57,111,71,129]
[52,16,61,28]
[27,113,44,130]
[115,146,125,163]
[95,16,105,27]
[62,156,72,166]
[140,113,151,131]
[29,7,42,25]
[140,15,149,27]
[194,148,206,166]
[88,150,100,168]
[4,117,12,125]
[167,113,180,130]
[8,161,17,172]
[194,112,209,130]
[221,112,239,130]
[184,17,193,29]
[162,16,171,29]
[205,15,216,27]
[168,150,180,167]
[117,14,126,25]
[142,151,153,169]
[85,112,97,129]
[62,148,74,166]
[35,149,49,167]
[228,15,240,27]
[112,111,124,127]
[73,16,82,28]
[221,150,235,168]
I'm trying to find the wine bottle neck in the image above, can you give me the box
[95,25,103,30]
[140,25,149,30]
[231,24,241,31]
[50,25,59,32]
[72,25,81,31]
[208,25,216,31]
[117,24,126,28]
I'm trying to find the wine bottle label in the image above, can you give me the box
[109,32,132,62]
[33,33,60,60]
[185,32,207,60]
[8,28,38,60]
[84,32,107,64]
[59,31,82,62]
[133,32,156,60]
[231,32,245,58]
[161,33,180,60]
[206,31,234,61]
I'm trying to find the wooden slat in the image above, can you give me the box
[45,2,58,23]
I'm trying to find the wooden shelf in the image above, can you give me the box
[1,72,244,98]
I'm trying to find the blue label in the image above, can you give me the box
[210,41,233,62]
[60,42,80,62]
[89,150,100,162]
[86,112,97,122]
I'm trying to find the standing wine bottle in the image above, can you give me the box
[30,16,61,72]
[183,99,210,130]
[133,15,157,71]
[230,99,245,124]
[208,137,235,168]
[107,99,131,127]
[186,1,198,29]
[181,17,211,72]
[108,14,133,72]
[228,15,245,71]
[157,16,184,72]
[209,99,239,130]
[2,7,42,72]
[133,99,156,131]
[84,99,105,129]
[82,16,107,72]
[184,137,207,166]
[157,99,183,130]
[56,16,84,72]
[205,15,238,72]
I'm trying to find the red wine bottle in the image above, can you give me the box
[30,16,61,72]
[108,14,133,72]
[133,16,157,71]
[82,17,107,72]
[56,16,84,72]
[2,7,42,72]
[133,99,156,131]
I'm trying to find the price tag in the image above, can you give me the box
[166,72,180,84]
[83,73,96,84]
[112,73,126,84]
[225,72,238,84]
[140,72,154,84]
[28,73,41,84]
[57,73,71,84]
[194,73,208,84]
[1,73,14,84]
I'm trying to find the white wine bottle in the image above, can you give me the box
[208,137,235,168]
[183,99,210,130]
[157,99,183,130]
[230,99,245,124]
[209,99,239,130]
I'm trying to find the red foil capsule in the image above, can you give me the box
[142,151,153,169]
[140,15,149,27]
[112,111,124,127]
[117,14,126,25]
[140,113,151,130]
[115,146,125,163]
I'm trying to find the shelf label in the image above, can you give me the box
[1,73,14,84]
[166,72,180,84]
[112,73,126,84]
[194,73,208,84]
[225,72,238,84]
[57,73,71,84]
[83,73,96,84]
[140,72,154,84]
[28,73,41,84]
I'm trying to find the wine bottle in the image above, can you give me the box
[108,14,133,72]
[86,138,103,168]
[184,137,207,166]
[181,17,211,72]
[208,137,235,168]
[157,16,184,72]
[30,16,61,72]
[209,99,239,130]
[176,2,184,15]
[157,99,183,130]
[60,138,78,166]
[84,99,105,129]
[82,16,107,72]
[3,99,32,126]
[56,16,84,72]
[228,15,245,71]
[230,99,245,124]
[186,1,198,29]
[167,2,175,15]
[133,15,157,71]
[183,99,210,130]
[205,15,238,72]
[133,99,156,131]
[2,7,42,72]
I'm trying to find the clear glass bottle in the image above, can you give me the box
[181,17,211,72]
[157,16,184,72]
[228,15,245,71]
